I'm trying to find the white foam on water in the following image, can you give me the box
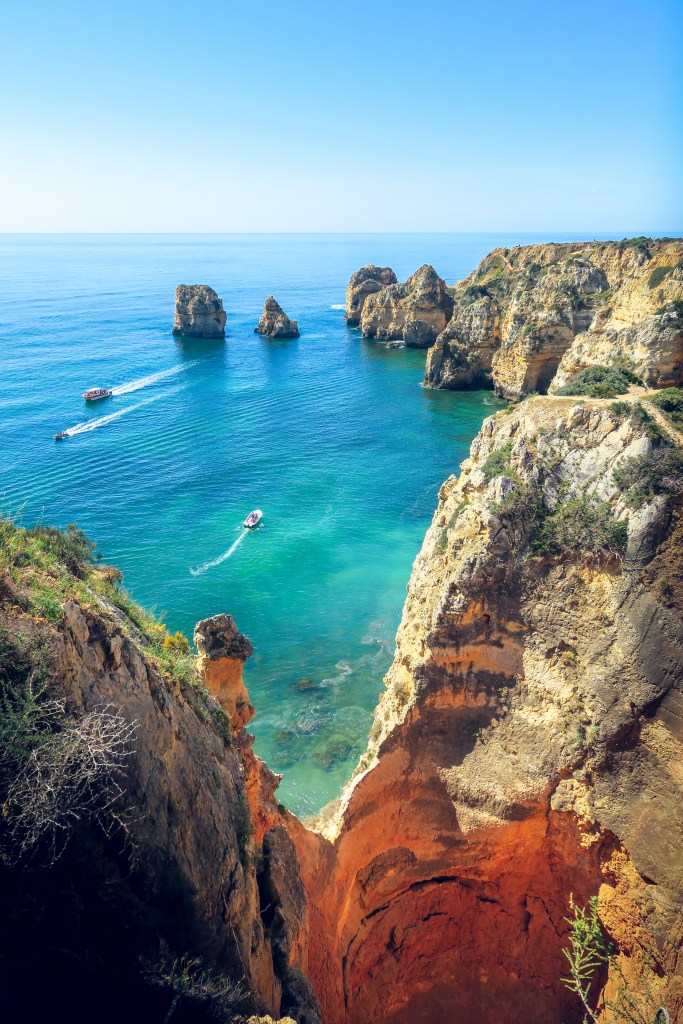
[111,361,197,396]
[329,304,345,310]
[190,529,247,575]
[62,391,170,437]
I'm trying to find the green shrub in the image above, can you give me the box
[613,448,683,508]
[649,387,683,426]
[491,485,544,552]
[532,494,627,558]
[556,365,641,399]
[482,441,515,481]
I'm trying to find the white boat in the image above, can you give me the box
[243,509,263,529]
[82,387,112,401]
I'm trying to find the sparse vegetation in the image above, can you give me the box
[556,365,641,399]
[0,515,196,685]
[482,440,515,481]
[613,448,683,508]
[562,895,668,1024]
[648,259,683,290]
[532,494,627,559]
[649,387,683,427]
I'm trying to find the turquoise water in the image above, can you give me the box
[0,232,587,813]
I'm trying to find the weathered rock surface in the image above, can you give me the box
[293,394,683,1024]
[0,566,319,1023]
[359,264,455,344]
[345,265,398,325]
[425,238,683,399]
[255,297,300,339]
[172,283,227,338]
[194,613,255,732]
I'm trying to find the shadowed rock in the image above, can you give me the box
[172,283,226,338]
[255,297,300,338]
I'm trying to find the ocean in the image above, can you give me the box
[0,231,608,814]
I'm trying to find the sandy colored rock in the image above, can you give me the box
[194,613,255,732]
[345,265,398,324]
[255,297,300,338]
[425,238,683,399]
[360,264,454,343]
[172,283,226,338]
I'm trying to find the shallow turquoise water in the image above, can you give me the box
[0,232,590,813]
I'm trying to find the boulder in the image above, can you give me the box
[194,613,255,731]
[255,297,300,338]
[345,265,398,324]
[172,283,226,338]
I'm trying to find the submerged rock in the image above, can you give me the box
[345,265,398,325]
[172,283,226,338]
[255,297,300,338]
[360,264,454,343]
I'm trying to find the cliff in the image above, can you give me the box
[173,283,227,338]
[357,264,454,346]
[3,392,683,1022]
[255,297,300,339]
[424,238,683,399]
[0,521,318,1024]
[294,391,683,1023]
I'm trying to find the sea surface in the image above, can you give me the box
[0,232,615,814]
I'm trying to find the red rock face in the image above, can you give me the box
[283,396,683,1023]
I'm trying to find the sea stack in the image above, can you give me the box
[172,284,226,338]
[359,264,455,344]
[254,296,300,338]
[345,265,397,324]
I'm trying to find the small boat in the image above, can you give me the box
[82,387,112,401]
[54,430,69,441]
[243,509,263,529]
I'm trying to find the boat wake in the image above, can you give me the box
[190,530,247,575]
[329,303,345,310]
[61,392,168,437]
[111,362,197,396]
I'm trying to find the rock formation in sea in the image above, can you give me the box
[359,263,455,345]
[172,283,227,338]
[255,297,300,338]
[345,265,398,325]
[424,237,683,399]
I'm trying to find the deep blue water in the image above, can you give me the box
[0,232,612,813]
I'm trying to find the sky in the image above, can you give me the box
[0,0,681,233]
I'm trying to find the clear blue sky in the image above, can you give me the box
[1,0,681,232]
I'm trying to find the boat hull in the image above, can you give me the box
[243,509,263,529]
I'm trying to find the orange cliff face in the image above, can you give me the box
[263,395,683,1024]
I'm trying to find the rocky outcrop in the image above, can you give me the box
[195,613,255,732]
[425,238,683,399]
[173,283,227,338]
[293,393,683,1024]
[345,266,398,325]
[359,264,455,345]
[0,543,320,1024]
[255,297,300,339]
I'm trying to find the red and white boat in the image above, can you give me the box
[82,387,112,401]
[243,509,263,529]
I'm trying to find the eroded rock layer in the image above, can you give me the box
[173,283,227,338]
[359,264,454,345]
[424,238,683,399]
[255,297,300,339]
[345,266,397,325]
[294,392,683,1024]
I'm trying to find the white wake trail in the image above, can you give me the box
[190,530,247,576]
[111,361,197,396]
[63,392,169,436]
